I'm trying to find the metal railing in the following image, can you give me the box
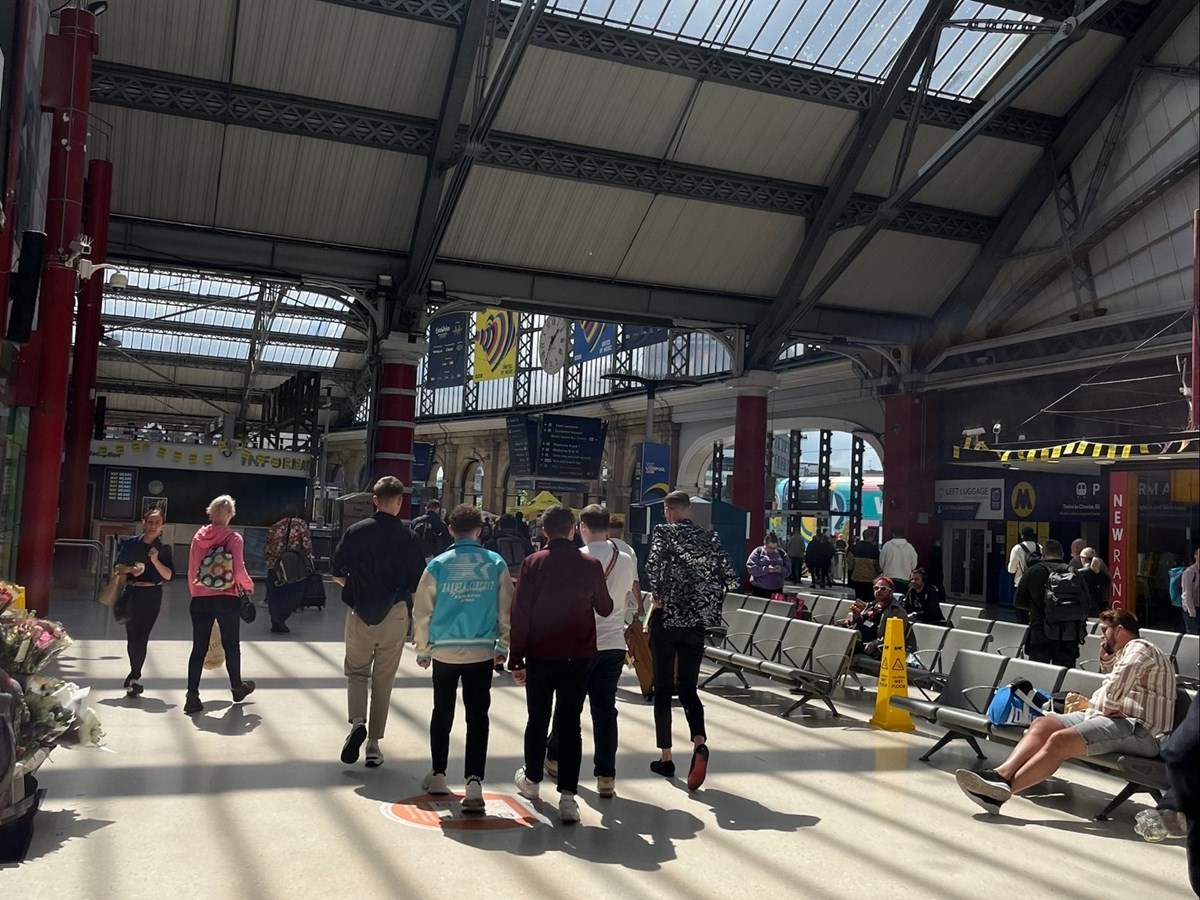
[52,540,107,604]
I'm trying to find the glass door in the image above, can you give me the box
[945,522,988,603]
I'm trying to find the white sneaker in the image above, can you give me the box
[514,766,540,800]
[421,772,450,795]
[597,776,615,798]
[364,740,383,768]
[545,757,559,779]
[558,792,580,824]
[462,776,485,813]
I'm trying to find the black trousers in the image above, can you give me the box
[1025,631,1079,669]
[523,657,590,794]
[790,558,805,583]
[1160,699,1200,896]
[124,586,162,683]
[650,622,706,750]
[430,659,494,780]
[849,580,874,602]
[810,563,831,587]
[187,595,243,693]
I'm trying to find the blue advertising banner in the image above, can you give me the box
[412,442,436,483]
[573,321,616,362]
[635,442,671,502]
[622,325,669,350]
[427,314,467,387]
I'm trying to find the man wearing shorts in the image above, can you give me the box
[955,608,1176,815]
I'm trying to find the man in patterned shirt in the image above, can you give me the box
[956,607,1177,815]
[645,491,739,791]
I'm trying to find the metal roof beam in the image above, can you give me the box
[98,346,362,382]
[93,66,997,244]
[759,0,1123,355]
[101,313,369,352]
[315,1,1061,144]
[95,379,251,404]
[319,0,1147,38]
[747,0,956,367]
[924,0,1198,356]
[103,284,363,329]
[402,0,491,310]
[105,214,923,342]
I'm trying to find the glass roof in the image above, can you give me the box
[102,265,357,368]
[541,0,1039,100]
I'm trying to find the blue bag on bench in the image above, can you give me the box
[987,679,1051,727]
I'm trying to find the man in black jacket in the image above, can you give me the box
[1017,539,1091,668]
[331,476,426,768]
[902,568,947,625]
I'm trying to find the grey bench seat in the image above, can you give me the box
[892,649,1194,819]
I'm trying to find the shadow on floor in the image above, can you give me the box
[96,695,178,715]
[188,701,262,736]
[703,683,850,728]
[0,807,114,866]
[670,781,820,832]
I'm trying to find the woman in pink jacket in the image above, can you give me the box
[185,494,256,714]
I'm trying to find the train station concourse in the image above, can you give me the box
[0,0,1197,896]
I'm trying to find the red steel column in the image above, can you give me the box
[0,0,35,328]
[731,372,774,566]
[59,158,112,539]
[1190,209,1198,430]
[16,8,98,615]
[372,335,425,518]
[881,393,939,563]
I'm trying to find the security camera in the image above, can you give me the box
[992,422,1002,438]
[962,426,985,437]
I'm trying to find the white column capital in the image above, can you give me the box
[378,333,428,364]
[728,370,778,397]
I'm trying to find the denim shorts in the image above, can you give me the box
[1055,712,1161,758]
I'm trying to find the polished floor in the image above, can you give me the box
[5,581,1191,899]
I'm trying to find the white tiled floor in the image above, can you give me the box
[4,583,1192,898]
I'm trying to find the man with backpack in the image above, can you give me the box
[1007,527,1042,622]
[1017,539,1091,668]
[487,514,534,579]
[412,500,451,561]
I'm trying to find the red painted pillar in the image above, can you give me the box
[372,335,425,518]
[59,158,112,539]
[731,372,774,566]
[881,393,939,562]
[16,8,98,615]
[0,0,35,328]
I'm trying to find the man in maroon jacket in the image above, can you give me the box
[509,505,614,824]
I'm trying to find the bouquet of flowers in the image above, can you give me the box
[0,610,72,675]
[0,581,23,614]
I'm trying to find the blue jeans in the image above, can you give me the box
[1183,608,1199,635]
[546,648,627,778]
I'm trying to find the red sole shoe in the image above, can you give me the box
[687,744,709,791]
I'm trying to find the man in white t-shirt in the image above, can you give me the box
[546,504,639,798]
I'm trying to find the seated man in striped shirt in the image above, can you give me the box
[956,607,1177,815]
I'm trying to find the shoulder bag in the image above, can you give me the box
[239,589,257,624]
[274,519,315,586]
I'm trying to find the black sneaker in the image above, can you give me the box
[232,680,256,703]
[955,769,1011,814]
[341,722,367,764]
[126,680,144,697]
[184,693,203,714]
[270,622,290,634]
[650,759,676,778]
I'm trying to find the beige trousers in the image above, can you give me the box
[344,603,408,739]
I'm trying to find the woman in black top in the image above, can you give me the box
[845,530,881,602]
[115,507,175,695]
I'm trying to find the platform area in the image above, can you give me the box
[5,582,1191,899]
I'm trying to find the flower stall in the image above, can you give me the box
[0,583,103,861]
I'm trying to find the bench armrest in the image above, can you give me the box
[960,684,995,713]
[719,631,753,649]
[909,648,939,666]
[752,639,782,659]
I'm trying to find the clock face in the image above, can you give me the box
[540,317,569,375]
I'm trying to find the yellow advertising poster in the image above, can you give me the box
[473,309,517,381]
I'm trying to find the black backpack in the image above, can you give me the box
[1042,564,1088,641]
[413,518,445,557]
[1021,541,1043,569]
[495,534,528,572]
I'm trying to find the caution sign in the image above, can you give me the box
[382,791,549,832]
[869,616,915,732]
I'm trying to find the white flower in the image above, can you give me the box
[77,707,105,746]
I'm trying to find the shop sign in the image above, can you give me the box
[1107,472,1135,611]
[934,479,1004,520]
[1005,474,1103,521]
[91,440,311,479]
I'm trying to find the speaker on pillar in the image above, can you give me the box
[92,396,106,439]
[5,231,47,343]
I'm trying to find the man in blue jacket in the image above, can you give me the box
[413,504,512,814]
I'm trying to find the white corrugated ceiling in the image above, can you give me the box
[980,31,1128,117]
[99,0,235,81]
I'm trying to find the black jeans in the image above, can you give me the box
[546,648,626,778]
[430,659,494,780]
[523,657,590,794]
[266,578,305,627]
[1025,631,1079,668]
[790,558,804,583]
[650,622,706,750]
[187,595,243,693]
[811,563,830,587]
[124,586,162,682]
[1160,699,1200,895]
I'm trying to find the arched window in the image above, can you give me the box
[462,461,484,507]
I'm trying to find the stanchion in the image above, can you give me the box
[869,617,915,732]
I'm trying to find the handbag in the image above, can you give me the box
[239,590,257,624]
[112,589,133,624]
[98,571,125,608]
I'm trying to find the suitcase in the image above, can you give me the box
[298,574,326,609]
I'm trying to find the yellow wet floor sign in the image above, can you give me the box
[869,616,915,732]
